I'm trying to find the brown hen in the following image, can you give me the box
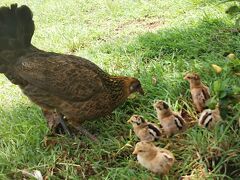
[0,4,144,138]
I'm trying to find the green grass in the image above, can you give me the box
[0,0,240,179]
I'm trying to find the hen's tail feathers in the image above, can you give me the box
[0,4,34,50]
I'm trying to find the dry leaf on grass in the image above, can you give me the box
[19,169,43,180]
[227,53,236,60]
[212,64,222,74]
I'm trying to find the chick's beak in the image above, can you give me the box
[127,119,132,123]
[132,149,138,155]
[154,103,161,109]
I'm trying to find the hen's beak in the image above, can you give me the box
[132,149,138,155]
[127,119,132,123]
[138,87,144,95]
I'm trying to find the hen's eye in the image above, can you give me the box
[135,83,140,88]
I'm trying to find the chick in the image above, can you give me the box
[132,141,175,175]
[198,106,222,129]
[128,115,161,142]
[184,73,210,113]
[154,100,186,137]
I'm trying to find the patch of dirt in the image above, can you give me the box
[115,18,165,33]
[76,162,96,178]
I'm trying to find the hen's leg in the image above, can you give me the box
[58,114,72,137]
[42,109,72,136]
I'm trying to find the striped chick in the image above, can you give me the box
[184,72,210,113]
[128,115,162,142]
[154,100,186,137]
[198,106,222,129]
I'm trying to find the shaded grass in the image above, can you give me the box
[0,0,240,179]
[127,20,240,60]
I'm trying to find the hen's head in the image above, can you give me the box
[125,77,144,95]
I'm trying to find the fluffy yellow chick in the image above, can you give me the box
[154,100,186,137]
[198,106,222,129]
[184,73,210,113]
[128,115,161,142]
[132,141,175,175]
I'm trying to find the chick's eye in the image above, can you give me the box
[133,120,138,124]
[135,120,141,125]
[139,117,144,122]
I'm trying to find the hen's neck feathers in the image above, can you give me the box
[107,76,131,94]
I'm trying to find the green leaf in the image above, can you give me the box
[206,97,218,109]
[213,80,223,93]
[233,86,240,94]
[219,91,228,98]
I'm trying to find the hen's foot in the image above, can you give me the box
[42,109,73,137]
[73,125,98,142]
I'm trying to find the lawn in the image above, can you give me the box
[0,0,239,179]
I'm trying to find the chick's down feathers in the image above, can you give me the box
[128,115,161,142]
[133,142,175,175]
[154,100,186,137]
[184,73,210,113]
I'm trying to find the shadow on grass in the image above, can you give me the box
[126,18,239,62]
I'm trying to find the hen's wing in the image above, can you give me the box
[16,52,108,102]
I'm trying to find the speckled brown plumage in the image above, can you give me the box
[0,4,144,135]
